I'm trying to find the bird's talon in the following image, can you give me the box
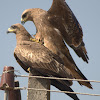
[30,38,42,44]
[27,67,30,72]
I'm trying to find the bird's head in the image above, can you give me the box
[21,9,33,25]
[21,8,46,25]
[7,23,31,42]
[7,23,25,34]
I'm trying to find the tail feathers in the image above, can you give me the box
[51,80,80,100]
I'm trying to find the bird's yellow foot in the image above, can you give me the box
[27,67,30,72]
[30,38,42,44]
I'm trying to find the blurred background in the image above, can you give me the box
[0,0,100,100]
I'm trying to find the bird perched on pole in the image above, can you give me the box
[21,0,89,63]
[7,23,80,100]
[20,6,92,89]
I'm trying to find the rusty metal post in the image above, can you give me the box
[0,66,15,100]
[8,81,21,100]
[27,68,50,100]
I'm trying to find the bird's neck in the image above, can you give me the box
[16,32,32,45]
[31,10,46,31]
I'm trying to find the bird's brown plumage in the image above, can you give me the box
[21,7,92,89]
[7,23,81,100]
[21,0,89,63]
[48,0,89,63]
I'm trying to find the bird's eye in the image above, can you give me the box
[22,13,27,18]
[11,25,17,29]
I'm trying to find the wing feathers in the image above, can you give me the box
[15,42,73,85]
[47,0,89,63]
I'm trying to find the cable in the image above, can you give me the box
[0,74,100,83]
[1,74,100,97]
[13,87,100,96]
[16,75,100,83]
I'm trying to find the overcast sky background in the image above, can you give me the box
[0,0,100,100]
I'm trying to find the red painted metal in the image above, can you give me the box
[0,66,15,90]
[8,81,21,100]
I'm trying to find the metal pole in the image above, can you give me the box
[8,81,21,100]
[0,66,15,100]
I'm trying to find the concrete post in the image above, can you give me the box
[27,68,50,100]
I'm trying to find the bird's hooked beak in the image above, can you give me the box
[7,27,14,33]
[21,18,26,25]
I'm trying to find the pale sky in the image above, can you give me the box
[0,0,100,100]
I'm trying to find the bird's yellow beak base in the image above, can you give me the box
[21,18,26,25]
[7,28,15,33]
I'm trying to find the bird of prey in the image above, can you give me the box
[7,23,80,100]
[20,8,92,88]
[21,0,89,63]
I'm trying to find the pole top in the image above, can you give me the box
[0,66,15,90]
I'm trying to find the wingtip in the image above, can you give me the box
[81,82,93,89]
[88,84,93,89]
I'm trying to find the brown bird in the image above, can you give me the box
[21,8,92,88]
[21,0,89,63]
[7,23,80,100]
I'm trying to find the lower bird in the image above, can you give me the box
[7,23,80,100]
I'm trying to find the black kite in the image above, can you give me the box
[21,7,92,89]
[21,0,89,63]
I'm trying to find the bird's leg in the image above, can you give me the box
[30,38,40,43]
[27,67,30,72]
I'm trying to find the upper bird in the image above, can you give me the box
[20,1,92,89]
[21,0,89,63]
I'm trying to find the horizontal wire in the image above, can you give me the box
[13,87,100,96]
[0,69,100,97]
[0,74,100,83]
[16,75,100,83]
[1,74,100,97]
